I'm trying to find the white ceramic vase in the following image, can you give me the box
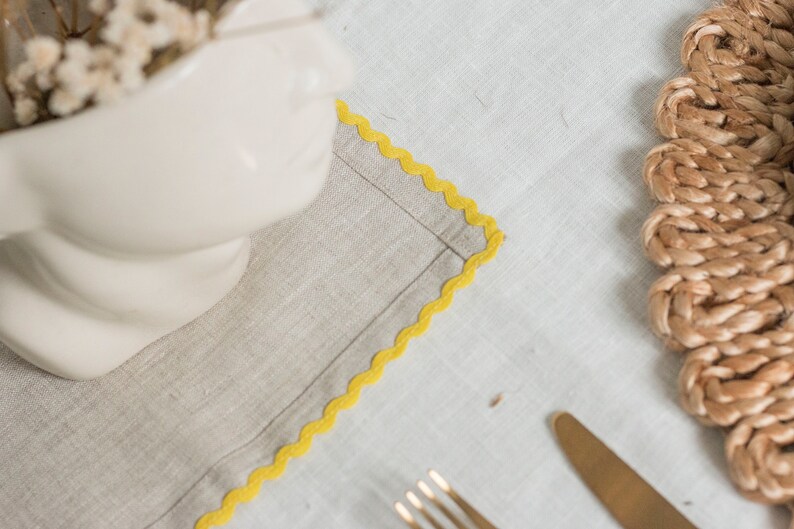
[0,0,354,379]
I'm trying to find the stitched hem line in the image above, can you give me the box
[333,152,469,261]
[143,249,451,529]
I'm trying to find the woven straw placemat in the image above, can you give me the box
[643,0,794,515]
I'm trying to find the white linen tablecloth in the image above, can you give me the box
[225,1,791,528]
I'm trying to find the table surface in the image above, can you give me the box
[225,1,790,528]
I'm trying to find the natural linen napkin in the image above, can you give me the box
[0,102,501,529]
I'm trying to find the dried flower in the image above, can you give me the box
[92,45,117,66]
[55,60,94,100]
[88,0,110,15]
[35,71,55,91]
[146,21,174,48]
[64,40,94,65]
[177,10,210,48]
[25,37,63,73]
[115,54,145,90]
[13,98,38,126]
[49,89,84,116]
[5,0,214,127]
[194,11,211,42]
[92,69,123,104]
[6,62,35,93]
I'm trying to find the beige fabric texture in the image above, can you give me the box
[0,121,486,529]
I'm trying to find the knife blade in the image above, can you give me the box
[552,411,698,529]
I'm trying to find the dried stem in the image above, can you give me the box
[0,0,5,73]
[46,0,69,39]
[17,2,35,38]
[86,13,99,43]
[0,0,9,105]
[70,0,78,34]
[76,15,102,39]
[8,16,27,41]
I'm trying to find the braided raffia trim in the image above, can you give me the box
[644,0,794,507]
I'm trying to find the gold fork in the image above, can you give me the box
[393,470,500,529]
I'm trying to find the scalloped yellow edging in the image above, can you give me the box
[194,100,504,529]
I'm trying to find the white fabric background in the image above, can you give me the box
[223,1,792,528]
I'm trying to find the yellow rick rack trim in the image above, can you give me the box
[194,100,504,529]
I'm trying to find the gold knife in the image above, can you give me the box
[552,411,698,529]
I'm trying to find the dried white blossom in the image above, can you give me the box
[6,62,35,93]
[55,61,94,100]
[146,21,174,48]
[34,71,55,91]
[88,0,111,15]
[193,11,211,43]
[158,4,191,45]
[48,89,84,116]
[92,45,118,66]
[114,0,138,14]
[115,54,145,91]
[93,70,123,104]
[64,40,94,65]
[126,24,155,63]
[24,37,62,73]
[6,0,213,127]
[102,9,137,46]
[177,10,210,48]
[13,97,38,126]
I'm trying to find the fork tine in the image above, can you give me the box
[428,470,499,529]
[406,490,447,529]
[417,480,470,529]
[395,501,423,529]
